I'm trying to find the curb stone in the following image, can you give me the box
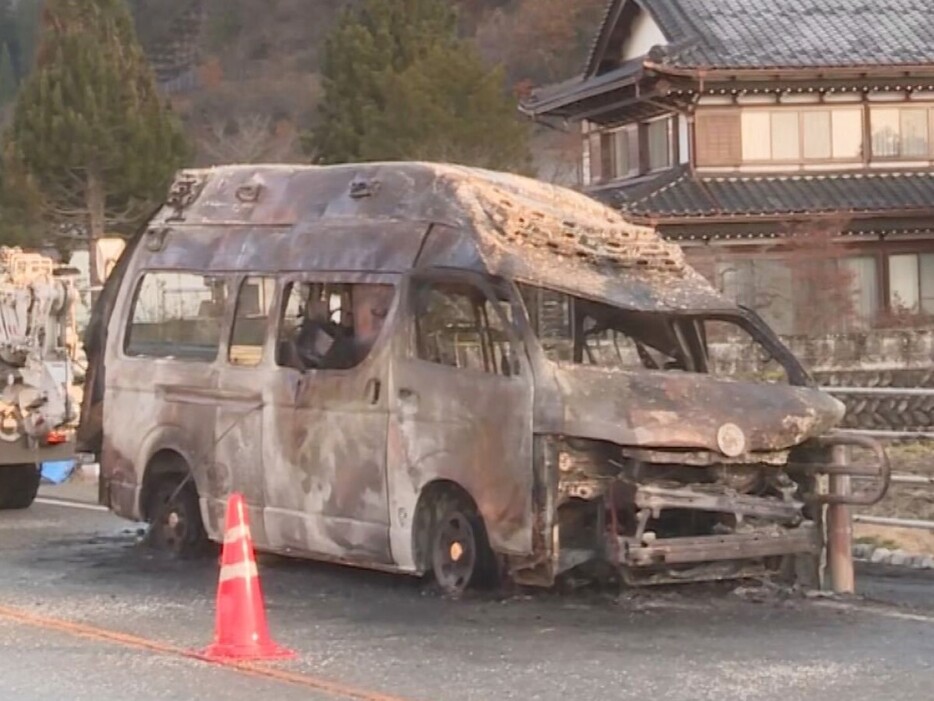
[856,544,934,570]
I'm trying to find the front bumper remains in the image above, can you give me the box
[619,523,820,568]
[608,432,890,584]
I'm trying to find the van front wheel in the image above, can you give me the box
[429,494,497,596]
[146,477,208,558]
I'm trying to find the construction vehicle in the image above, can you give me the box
[0,247,79,509]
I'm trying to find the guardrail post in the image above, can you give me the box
[827,444,855,594]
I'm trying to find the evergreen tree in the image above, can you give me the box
[309,0,530,172]
[0,43,15,108]
[5,0,189,287]
[0,153,43,248]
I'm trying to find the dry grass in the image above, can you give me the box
[854,440,934,553]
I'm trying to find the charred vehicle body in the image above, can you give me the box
[78,163,889,592]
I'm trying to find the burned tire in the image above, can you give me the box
[0,464,40,510]
[146,477,208,558]
[429,493,498,596]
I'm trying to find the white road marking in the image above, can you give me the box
[813,599,934,625]
[34,497,108,513]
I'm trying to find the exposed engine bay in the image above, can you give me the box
[552,438,824,585]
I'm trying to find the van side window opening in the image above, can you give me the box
[414,282,518,377]
[518,284,668,372]
[125,273,227,361]
[276,282,394,371]
[229,276,277,367]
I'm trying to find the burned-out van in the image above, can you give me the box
[79,163,889,593]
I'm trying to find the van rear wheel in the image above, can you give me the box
[147,477,208,558]
[429,494,497,596]
[0,464,40,510]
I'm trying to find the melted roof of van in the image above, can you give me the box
[147,162,731,312]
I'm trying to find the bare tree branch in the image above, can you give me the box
[198,113,300,165]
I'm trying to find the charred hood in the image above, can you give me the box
[553,366,845,455]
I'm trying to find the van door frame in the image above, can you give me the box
[261,271,401,565]
[386,268,536,572]
[105,268,229,524]
[206,272,278,544]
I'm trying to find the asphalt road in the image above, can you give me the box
[1,483,932,701]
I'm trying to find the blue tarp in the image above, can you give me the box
[41,460,76,484]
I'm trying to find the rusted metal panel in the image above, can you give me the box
[621,524,821,567]
[102,361,220,522]
[145,163,729,312]
[262,342,394,565]
[144,223,428,276]
[634,484,804,522]
[389,354,534,559]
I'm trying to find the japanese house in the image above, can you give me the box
[523,0,934,334]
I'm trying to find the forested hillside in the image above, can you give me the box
[1,0,604,174]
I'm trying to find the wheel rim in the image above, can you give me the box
[153,491,189,553]
[433,512,477,594]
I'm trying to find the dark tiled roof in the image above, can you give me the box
[613,170,934,220]
[662,0,934,69]
[524,59,643,114]
[588,0,934,73]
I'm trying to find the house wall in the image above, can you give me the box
[678,115,690,164]
[620,8,666,61]
[693,94,934,173]
[683,241,934,336]
[583,90,934,183]
[582,115,678,185]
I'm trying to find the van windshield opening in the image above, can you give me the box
[518,284,807,385]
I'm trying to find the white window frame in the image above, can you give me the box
[870,105,934,161]
[741,107,864,165]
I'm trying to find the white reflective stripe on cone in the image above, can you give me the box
[223,524,252,544]
[219,560,259,584]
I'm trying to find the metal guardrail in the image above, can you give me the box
[820,386,934,533]
[844,429,934,440]
[853,515,934,530]
[889,472,934,485]
[820,386,934,397]
[791,433,891,506]
[850,473,934,531]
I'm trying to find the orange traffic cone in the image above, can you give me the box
[203,493,294,661]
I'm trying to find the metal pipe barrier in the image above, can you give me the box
[808,388,934,590]
[820,386,934,396]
